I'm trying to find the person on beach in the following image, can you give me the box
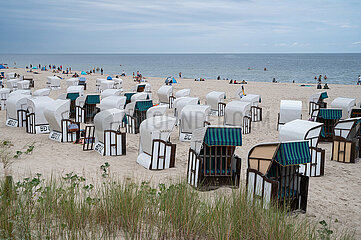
[318,75,322,83]
[101,68,103,75]
[358,75,361,85]
[179,72,182,78]
[324,75,327,80]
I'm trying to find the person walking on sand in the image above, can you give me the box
[358,75,361,85]
[101,68,103,75]
[179,72,182,78]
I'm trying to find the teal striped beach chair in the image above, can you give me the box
[314,108,342,142]
[75,94,100,123]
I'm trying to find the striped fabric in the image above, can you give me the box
[320,92,328,100]
[135,100,153,111]
[124,92,136,101]
[318,109,342,120]
[275,141,311,166]
[204,127,242,146]
[85,95,100,104]
[66,93,79,101]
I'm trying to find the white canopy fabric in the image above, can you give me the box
[9,89,31,97]
[112,78,123,89]
[6,93,31,119]
[205,91,225,110]
[175,89,191,98]
[334,117,361,139]
[47,76,61,88]
[94,108,125,143]
[224,101,251,126]
[6,79,19,89]
[67,85,84,95]
[101,89,123,99]
[239,94,260,107]
[6,73,16,80]
[331,97,356,119]
[33,88,51,96]
[100,96,127,111]
[27,96,55,125]
[131,92,148,102]
[309,92,324,103]
[174,97,199,120]
[100,80,114,92]
[279,100,302,124]
[157,85,173,104]
[180,105,210,133]
[17,80,30,90]
[146,105,167,119]
[75,95,86,107]
[0,88,11,99]
[66,78,79,87]
[279,119,323,147]
[44,99,70,132]
[136,83,151,92]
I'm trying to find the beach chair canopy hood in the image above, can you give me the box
[279,100,302,124]
[67,86,84,95]
[224,101,251,126]
[331,97,356,119]
[66,78,79,87]
[44,99,70,132]
[205,91,226,110]
[6,79,19,89]
[131,92,148,102]
[334,117,361,140]
[309,92,328,103]
[180,105,210,133]
[279,119,323,147]
[139,116,176,155]
[100,95,126,111]
[0,88,11,98]
[146,105,167,119]
[112,78,123,89]
[175,97,199,118]
[96,78,106,86]
[101,89,123,99]
[33,88,51,96]
[94,108,125,143]
[6,73,16,79]
[47,76,61,86]
[239,94,261,107]
[175,89,191,98]
[136,83,151,92]
[6,93,32,119]
[17,80,30,90]
[100,80,114,91]
[9,90,31,97]
[27,96,55,125]
[157,85,173,104]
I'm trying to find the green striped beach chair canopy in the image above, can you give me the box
[204,127,242,147]
[85,95,100,104]
[275,141,311,166]
[135,100,153,111]
[318,109,342,120]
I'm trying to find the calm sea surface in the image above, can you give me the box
[0,54,360,84]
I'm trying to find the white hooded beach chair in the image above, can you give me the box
[112,78,123,89]
[330,97,356,119]
[101,89,123,99]
[100,80,115,93]
[137,116,177,170]
[100,95,126,111]
[8,90,31,97]
[46,76,61,89]
[93,109,126,156]
[135,83,151,93]
[66,78,79,87]
[6,73,16,80]
[6,78,19,90]
[5,93,31,127]
[17,80,30,90]
[277,100,302,130]
[179,105,211,141]
[246,141,311,211]
[0,88,11,110]
[67,85,84,96]
[96,78,106,93]
[332,117,361,163]
[224,101,252,134]
[125,94,153,134]
[279,120,325,177]
[239,94,262,122]
[26,96,55,134]
[66,86,84,118]
[146,105,167,119]
[309,92,328,115]
[188,126,242,189]
[21,75,34,88]
[75,94,101,123]
[33,88,51,96]
[169,88,191,108]
[44,99,79,142]
[205,91,226,116]
[173,97,199,122]
[157,85,173,105]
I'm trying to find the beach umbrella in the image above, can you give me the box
[107,76,112,80]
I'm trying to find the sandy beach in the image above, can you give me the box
[0,68,360,236]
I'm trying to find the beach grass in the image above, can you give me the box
[0,173,354,239]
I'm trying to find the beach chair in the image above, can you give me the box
[67,86,84,118]
[44,99,79,142]
[277,100,302,130]
[6,78,19,91]
[46,76,61,89]
[146,105,167,119]
[206,91,226,116]
[173,97,199,122]
[125,94,153,134]
[92,109,126,156]
[96,78,106,93]
[179,105,211,141]
[100,80,115,93]
[309,92,328,115]
[135,83,151,93]
[26,96,55,134]
[279,120,325,177]
[187,126,242,190]
[313,108,343,142]
[6,73,16,80]
[224,101,252,134]
[239,94,262,122]
[21,75,34,88]
[137,116,177,169]
[100,95,126,111]
[33,88,51,96]
[157,85,173,105]
[246,141,311,211]
[0,88,11,110]
[78,77,87,90]
[75,94,101,123]
[331,117,361,163]
[112,78,123,89]
[101,89,123,99]
[330,97,356,119]
[5,92,31,127]
[8,90,31,97]
[168,89,191,108]
[17,80,30,90]
[66,78,79,87]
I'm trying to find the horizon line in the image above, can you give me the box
[1,52,361,55]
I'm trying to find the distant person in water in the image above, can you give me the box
[324,75,327,80]
[318,75,322,83]
[358,75,361,85]
[264,67,267,71]
[179,72,182,78]
[101,68,103,75]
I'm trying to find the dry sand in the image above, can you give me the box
[0,68,360,236]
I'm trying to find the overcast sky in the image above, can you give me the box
[1,0,361,53]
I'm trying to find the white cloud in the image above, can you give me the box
[352,42,361,45]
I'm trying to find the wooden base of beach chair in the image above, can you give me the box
[94,130,126,156]
[300,147,325,177]
[0,99,5,110]
[318,118,338,142]
[83,126,95,151]
[5,110,27,128]
[309,101,326,115]
[75,105,99,123]
[26,113,50,134]
[187,147,241,190]
[169,96,175,108]
[125,115,138,134]
[49,120,80,143]
[243,116,251,134]
[251,106,262,122]
[218,102,226,116]
[331,137,359,163]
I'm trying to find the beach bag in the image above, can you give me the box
[68,123,79,132]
